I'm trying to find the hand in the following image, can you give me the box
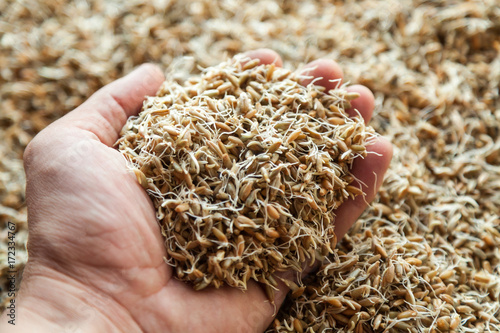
[1,49,391,333]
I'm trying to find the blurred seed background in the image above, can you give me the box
[0,0,499,331]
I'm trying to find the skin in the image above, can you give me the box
[0,49,392,333]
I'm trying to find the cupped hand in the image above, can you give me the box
[3,49,391,333]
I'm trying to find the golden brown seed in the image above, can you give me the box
[384,264,395,284]
[217,140,227,155]
[245,189,259,206]
[328,117,345,125]
[211,227,228,243]
[346,185,363,196]
[291,286,306,299]
[440,294,454,305]
[325,297,343,308]
[350,285,369,299]
[246,86,261,101]
[268,140,282,153]
[266,63,275,81]
[275,68,291,80]
[279,277,298,292]
[483,260,493,273]
[373,242,388,259]
[167,249,187,262]
[436,316,450,330]
[215,121,232,132]
[264,284,275,304]
[332,313,349,325]
[336,139,348,152]
[236,215,258,228]
[254,232,266,243]
[185,240,199,250]
[206,140,224,159]
[450,315,460,330]
[439,270,454,280]
[321,178,333,191]
[474,272,491,283]
[222,153,233,169]
[205,98,217,112]
[373,314,383,330]
[243,58,260,70]
[217,82,233,94]
[261,166,270,183]
[164,126,180,137]
[358,297,383,307]
[304,194,320,210]
[196,123,213,140]
[281,95,295,105]
[265,228,280,239]
[268,250,284,264]
[397,310,417,319]
[286,128,302,144]
[479,311,500,324]
[345,299,361,311]
[194,279,211,291]
[405,258,423,266]
[133,169,149,189]
[367,254,381,264]
[228,135,244,147]
[236,235,245,257]
[244,108,257,119]
[202,89,219,97]
[253,255,264,269]
[226,73,239,87]
[238,91,250,113]
[175,203,190,213]
[198,236,214,248]
[350,144,365,152]
[293,318,303,333]
[267,205,280,219]
[367,261,380,275]
[393,321,412,331]
[345,91,361,100]
[456,305,474,314]
[239,182,253,203]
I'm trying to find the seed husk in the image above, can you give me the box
[267,205,280,220]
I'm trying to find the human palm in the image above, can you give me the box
[6,50,391,333]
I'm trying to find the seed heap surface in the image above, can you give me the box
[3,1,500,331]
[117,57,375,294]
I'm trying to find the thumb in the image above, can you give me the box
[60,63,165,146]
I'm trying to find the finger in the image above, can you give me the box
[333,137,393,238]
[298,59,344,91]
[61,63,165,146]
[244,48,283,67]
[345,84,375,124]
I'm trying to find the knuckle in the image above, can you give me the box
[23,133,44,169]
[23,128,57,172]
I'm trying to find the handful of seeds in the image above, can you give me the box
[117,56,377,297]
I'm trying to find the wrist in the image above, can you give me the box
[1,261,141,332]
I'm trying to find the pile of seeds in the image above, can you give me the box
[269,230,468,333]
[2,1,500,331]
[117,56,375,294]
